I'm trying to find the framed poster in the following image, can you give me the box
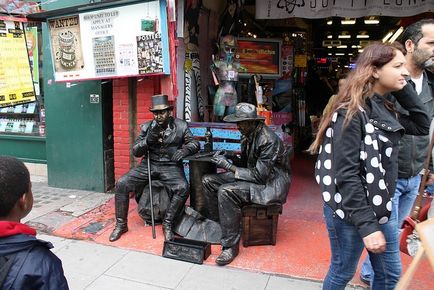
[237,38,281,78]
[0,17,36,108]
[48,0,170,82]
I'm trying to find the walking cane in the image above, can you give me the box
[147,151,156,239]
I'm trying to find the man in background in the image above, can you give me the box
[361,18,434,285]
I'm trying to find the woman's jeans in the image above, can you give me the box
[322,204,401,290]
[360,174,420,282]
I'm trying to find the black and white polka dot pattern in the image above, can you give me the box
[315,110,392,224]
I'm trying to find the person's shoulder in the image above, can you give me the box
[426,69,434,83]
[140,120,153,130]
[24,242,63,272]
[260,124,281,141]
[173,118,188,127]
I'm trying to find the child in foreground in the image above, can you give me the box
[0,156,69,290]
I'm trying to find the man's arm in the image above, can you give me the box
[171,123,200,162]
[181,126,200,155]
[132,122,152,157]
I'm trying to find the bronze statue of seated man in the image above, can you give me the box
[109,94,200,242]
[202,103,291,265]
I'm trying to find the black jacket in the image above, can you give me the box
[0,224,68,290]
[132,117,200,165]
[396,70,434,178]
[330,89,429,237]
[234,122,291,205]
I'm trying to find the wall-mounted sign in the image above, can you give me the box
[0,18,36,108]
[48,1,170,82]
[256,0,432,19]
[237,38,281,78]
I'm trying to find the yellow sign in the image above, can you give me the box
[0,19,36,108]
[294,55,307,68]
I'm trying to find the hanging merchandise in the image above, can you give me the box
[183,0,204,122]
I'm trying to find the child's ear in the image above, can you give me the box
[18,190,32,218]
[17,194,28,212]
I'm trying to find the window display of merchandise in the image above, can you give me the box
[0,102,44,135]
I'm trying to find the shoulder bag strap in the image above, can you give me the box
[0,253,17,287]
[410,132,434,220]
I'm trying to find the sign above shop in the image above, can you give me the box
[256,0,431,19]
[47,1,170,82]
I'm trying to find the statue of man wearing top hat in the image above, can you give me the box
[109,95,200,242]
[202,103,292,265]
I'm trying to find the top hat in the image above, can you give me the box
[149,94,173,112]
[223,103,265,123]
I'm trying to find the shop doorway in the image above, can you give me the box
[102,81,115,191]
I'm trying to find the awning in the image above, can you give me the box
[26,0,146,21]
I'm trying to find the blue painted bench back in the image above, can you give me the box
[184,122,286,179]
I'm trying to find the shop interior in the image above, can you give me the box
[179,0,432,152]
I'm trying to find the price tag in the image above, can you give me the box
[12,121,21,132]
[25,121,34,134]
[13,105,22,113]
[27,103,36,113]
[228,70,235,79]
[0,121,7,132]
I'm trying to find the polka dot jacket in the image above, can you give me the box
[315,92,430,237]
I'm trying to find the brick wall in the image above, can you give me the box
[113,78,131,179]
[113,77,167,180]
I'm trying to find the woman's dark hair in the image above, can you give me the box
[0,156,30,217]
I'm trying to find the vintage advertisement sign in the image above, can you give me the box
[237,38,281,77]
[48,15,85,78]
[48,1,170,82]
[0,18,36,108]
[256,0,432,19]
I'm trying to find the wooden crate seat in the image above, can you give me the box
[241,202,282,247]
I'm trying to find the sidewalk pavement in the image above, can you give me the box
[27,178,364,290]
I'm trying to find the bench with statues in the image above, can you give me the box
[183,122,291,247]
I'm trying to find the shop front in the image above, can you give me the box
[0,5,46,166]
[20,0,432,192]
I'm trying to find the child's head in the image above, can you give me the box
[0,156,33,220]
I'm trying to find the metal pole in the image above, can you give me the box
[147,151,156,239]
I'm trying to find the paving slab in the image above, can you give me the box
[176,264,270,290]
[54,240,128,289]
[86,275,170,290]
[105,251,193,289]
[60,192,113,217]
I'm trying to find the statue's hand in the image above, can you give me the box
[172,149,189,162]
[211,154,233,171]
[147,121,161,144]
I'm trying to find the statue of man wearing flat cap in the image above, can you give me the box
[109,94,200,242]
[202,103,291,266]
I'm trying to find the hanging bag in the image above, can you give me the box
[399,133,434,256]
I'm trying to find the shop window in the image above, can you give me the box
[0,21,44,136]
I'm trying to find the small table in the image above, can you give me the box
[184,152,217,217]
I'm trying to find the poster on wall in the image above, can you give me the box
[137,33,163,74]
[48,16,85,77]
[48,0,170,82]
[25,26,40,96]
[0,18,36,108]
[237,38,281,78]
